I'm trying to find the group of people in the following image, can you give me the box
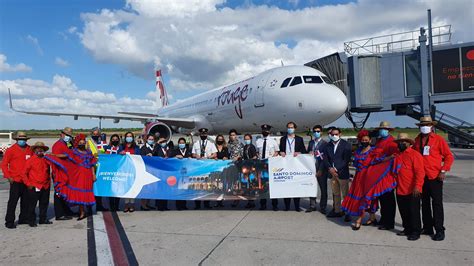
[2,116,453,242]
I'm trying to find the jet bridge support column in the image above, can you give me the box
[419,27,431,116]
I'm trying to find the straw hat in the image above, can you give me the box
[394,133,414,145]
[416,116,438,126]
[61,127,73,136]
[375,121,394,130]
[13,131,30,140]
[30,141,49,151]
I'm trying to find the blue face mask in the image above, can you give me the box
[147,140,154,146]
[17,140,27,147]
[244,139,251,145]
[178,143,186,149]
[313,132,321,139]
[160,143,167,148]
[63,136,71,143]
[287,128,295,134]
[125,136,133,143]
[379,129,389,138]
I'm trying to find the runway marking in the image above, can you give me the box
[191,193,214,200]
[237,196,247,200]
[89,211,138,266]
[216,194,224,200]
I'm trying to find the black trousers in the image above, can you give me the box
[176,200,187,210]
[27,187,50,224]
[156,200,168,210]
[5,182,29,225]
[54,193,73,218]
[109,197,121,211]
[284,198,300,210]
[95,196,106,209]
[379,190,396,228]
[195,201,210,208]
[309,172,328,210]
[397,194,421,236]
[422,178,445,232]
[260,198,278,208]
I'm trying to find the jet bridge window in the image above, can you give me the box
[303,76,324,84]
[290,76,302,87]
[281,77,292,88]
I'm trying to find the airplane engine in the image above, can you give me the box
[143,121,173,143]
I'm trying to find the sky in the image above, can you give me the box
[0,0,473,130]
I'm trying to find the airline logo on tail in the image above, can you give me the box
[156,70,169,107]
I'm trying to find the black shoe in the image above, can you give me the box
[421,229,434,235]
[326,211,344,218]
[377,225,394,230]
[396,230,407,236]
[432,231,445,241]
[319,209,327,215]
[351,223,361,231]
[259,206,267,210]
[407,235,420,241]
[29,223,37,227]
[18,220,29,225]
[284,208,290,211]
[65,216,73,219]
[56,216,72,221]
[194,206,201,210]
[305,207,316,213]
[344,215,352,222]
[39,220,53,225]
[146,205,156,210]
[77,216,87,221]
[5,223,16,229]
[272,206,279,211]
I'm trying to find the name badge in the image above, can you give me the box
[423,146,430,156]
[126,152,130,155]
[35,187,41,192]
[25,155,31,160]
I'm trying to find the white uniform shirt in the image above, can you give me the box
[256,137,279,159]
[192,140,217,158]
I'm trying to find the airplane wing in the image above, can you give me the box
[8,88,196,128]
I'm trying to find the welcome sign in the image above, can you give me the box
[94,155,317,200]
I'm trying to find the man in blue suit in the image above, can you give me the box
[324,128,352,221]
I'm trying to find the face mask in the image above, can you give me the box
[287,128,295,135]
[398,142,408,152]
[111,140,119,146]
[77,144,86,150]
[17,140,27,147]
[147,140,155,146]
[313,132,321,139]
[244,139,251,145]
[125,136,133,143]
[420,126,431,134]
[360,141,370,148]
[200,135,207,141]
[331,135,340,142]
[63,136,71,143]
[379,129,389,138]
[35,151,44,158]
[91,136,99,142]
[262,131,269,137]
[178,143,186,149]
[216,140,224,145]
[160,143,167,148]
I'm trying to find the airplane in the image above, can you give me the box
[8,65,348,141]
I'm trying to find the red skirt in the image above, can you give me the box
[342,160,397,216]
[60,166,96,206]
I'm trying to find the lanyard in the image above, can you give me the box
[180,148,187,157]
[419,135,430,154]
[287,138,295,153]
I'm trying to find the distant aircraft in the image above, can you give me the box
[9,65,348,141]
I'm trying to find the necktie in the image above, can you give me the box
[262,139,267,159]
[200,141,206,158]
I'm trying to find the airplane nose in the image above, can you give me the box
[331,86,348,115]
[315,85,348,123]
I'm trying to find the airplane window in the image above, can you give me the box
[281,77,292,88]
[303,76,323,84]
[290,76,302,87]
[321,76,332,84]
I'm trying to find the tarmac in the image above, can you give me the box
[0,138,473,265]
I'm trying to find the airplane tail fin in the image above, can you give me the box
[156,69,169,107]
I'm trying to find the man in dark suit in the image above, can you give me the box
[279,121,306,212]
[306,125,329,214]
[324,127,352,221]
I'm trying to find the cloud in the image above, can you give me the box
[0,75,161,115]
[26,35,44,56]
[0,54,32,72]
[76,0,473,92]
[55,57,69,67]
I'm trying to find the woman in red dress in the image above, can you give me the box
[61,134,97,220]
[342,130,398,230]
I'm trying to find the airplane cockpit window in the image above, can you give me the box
[303,76,323,84]
[290,76,302,87]
[281,77,292,88]
[321,76,332,84]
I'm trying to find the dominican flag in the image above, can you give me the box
[156,69,169,107]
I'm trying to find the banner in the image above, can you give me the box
[268,155,317,198]
[94,154,316,200]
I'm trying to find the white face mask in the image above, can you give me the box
[331,135,340,142]
[420,126,431,134]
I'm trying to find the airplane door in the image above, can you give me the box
[254,72,271,107]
